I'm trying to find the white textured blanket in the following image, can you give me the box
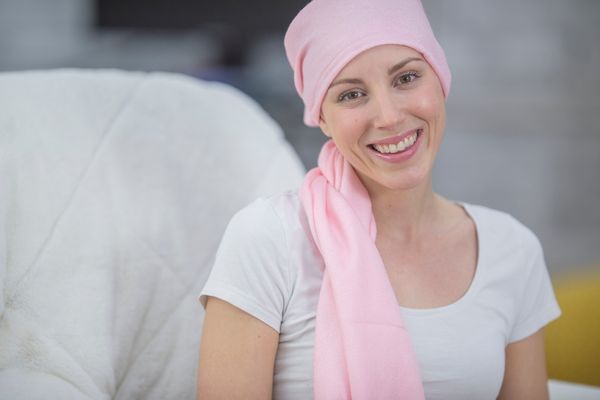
[0,69,305,399]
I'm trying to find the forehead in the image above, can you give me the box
[335,44,425,78]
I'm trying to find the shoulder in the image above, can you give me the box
[202,191,305,330]
[462,202,546,279]
[227,191,303,241]
[219,191,310,270]
[463,203,542,253]
[462,203,560,341]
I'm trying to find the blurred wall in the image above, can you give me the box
[1,0,599,273]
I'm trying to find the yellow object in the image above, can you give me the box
[545,267,600,386]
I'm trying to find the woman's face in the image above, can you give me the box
[319,44,446,195]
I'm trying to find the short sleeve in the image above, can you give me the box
[509,235,561,343]
[200,198,291,333]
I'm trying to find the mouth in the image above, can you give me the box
[368,129,423,155]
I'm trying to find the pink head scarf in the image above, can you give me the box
[284,0,451,127]
[285,0,451,398]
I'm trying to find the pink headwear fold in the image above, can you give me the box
[284,0,451,127]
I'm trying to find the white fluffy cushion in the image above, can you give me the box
[0,69,305,399]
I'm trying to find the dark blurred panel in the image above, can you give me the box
[95,0,307,66]
[96,0,307,31]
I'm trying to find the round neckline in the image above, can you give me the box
[399,202,483,316]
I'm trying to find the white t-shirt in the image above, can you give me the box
[200,191,561,400]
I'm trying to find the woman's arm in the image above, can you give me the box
[197,297,279,400]
[497,328,550,400]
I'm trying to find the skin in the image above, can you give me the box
[197,297,278,399]
[197,44,550,399]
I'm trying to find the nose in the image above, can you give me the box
[372,89,406,130]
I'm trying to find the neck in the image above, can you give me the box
[366,179,443,243]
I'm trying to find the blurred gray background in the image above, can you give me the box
[1,0,598,274]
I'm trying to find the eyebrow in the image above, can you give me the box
[329,57,424,89]
[329,78,363,88]
[387,57,424,75]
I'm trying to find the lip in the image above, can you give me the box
[368,129,421,146]
[367,128,423,163]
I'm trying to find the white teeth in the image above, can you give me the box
[372,132,418,154]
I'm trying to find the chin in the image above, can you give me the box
[361,166,432,194]
[385,177,427,192]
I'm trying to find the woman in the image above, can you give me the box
[197,0,561,399]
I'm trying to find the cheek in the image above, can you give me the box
[330,111,365,138]
[414,91,445,122]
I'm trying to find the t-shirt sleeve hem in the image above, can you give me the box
[199,283,282,333]
[508,303,561,343]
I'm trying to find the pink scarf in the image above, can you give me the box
[301,141,425,399]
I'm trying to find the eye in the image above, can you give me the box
[394,71,420,87]
[337,89,366,103]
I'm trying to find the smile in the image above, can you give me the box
[369,129,422,154]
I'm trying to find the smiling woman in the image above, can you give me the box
[197,1,561,399]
